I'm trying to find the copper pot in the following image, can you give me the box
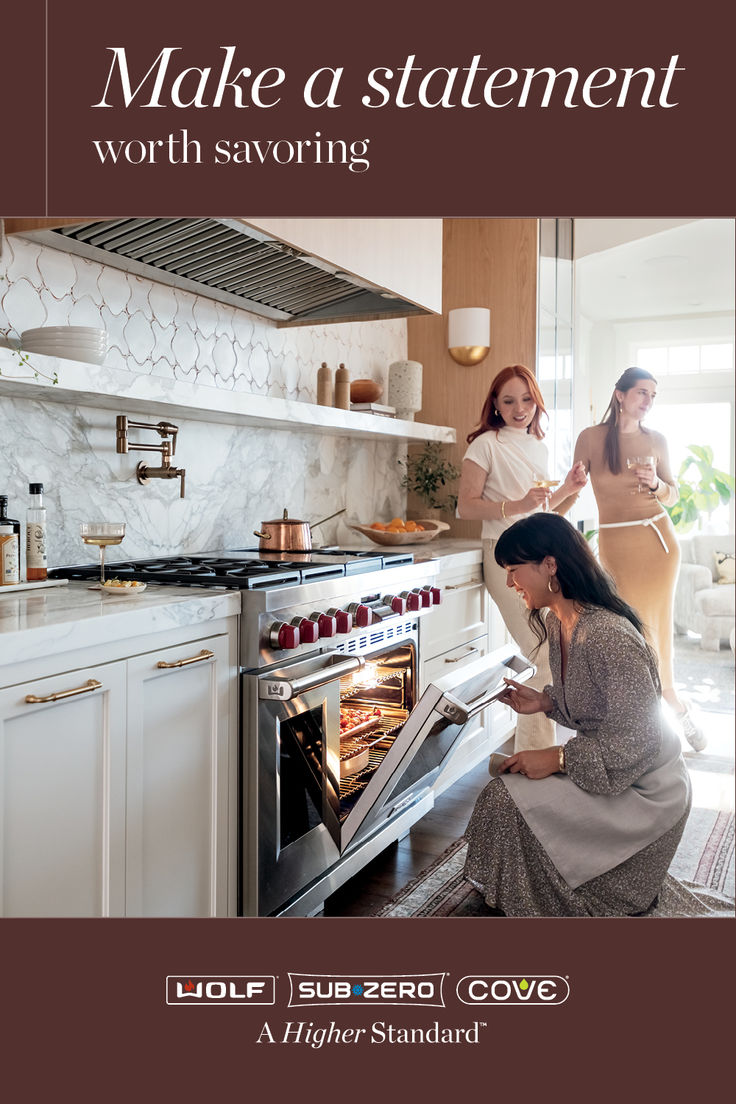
[254,508,346,551]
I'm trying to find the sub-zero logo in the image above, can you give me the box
[288,972,445,1008]
[456,976,569,1006]
[166,976,276,1006]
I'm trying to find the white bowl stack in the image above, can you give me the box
[21,326,108,365]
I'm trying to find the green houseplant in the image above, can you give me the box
[398,442,460,513]
[665,444,735,534]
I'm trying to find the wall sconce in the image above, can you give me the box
[448,307,491,367]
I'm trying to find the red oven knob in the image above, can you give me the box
[384,594,407,615]
[310,611,337,638]
[292,616,320,644]
[347,603,373,628]
[423,585,442,605]
[269,621,300,650]
[401,590,422,612]
[326,607,353,634]
[415,588,432,608]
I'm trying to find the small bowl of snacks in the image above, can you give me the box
[349,518,450,546]
[100,579,147,598]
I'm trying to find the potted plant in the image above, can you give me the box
[398,442,460,515]
[665,444,735,534]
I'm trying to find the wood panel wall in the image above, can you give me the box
[407,218,538,539]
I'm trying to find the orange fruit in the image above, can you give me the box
[371,522,387,530]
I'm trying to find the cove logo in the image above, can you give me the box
[456,975,569,1006]
[288,972,446,1008]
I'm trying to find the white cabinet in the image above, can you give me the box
[0,620,238,918]
[0,663,127,917]
[421,557,514,794]
[125,634,232,917]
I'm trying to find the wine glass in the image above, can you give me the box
[532,474,560,511]
[626,455,655,494]
[80,522,126,586]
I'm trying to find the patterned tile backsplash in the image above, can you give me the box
[0,232,409,568]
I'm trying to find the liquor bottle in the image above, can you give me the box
[0,524,20,585]
[0,495,21,544]
[0,495,22,583]
[26,482,48,581]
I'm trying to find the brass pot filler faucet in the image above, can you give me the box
[116,415,186,498]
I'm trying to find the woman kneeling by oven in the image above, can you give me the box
[464,512,691,917]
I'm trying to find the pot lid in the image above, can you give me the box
[261,509,308,526]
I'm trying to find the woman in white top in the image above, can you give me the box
[457,364,587,750]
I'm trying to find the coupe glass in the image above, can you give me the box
[532,474,560,511]
[80,522,126,585]
[626,455,656,494]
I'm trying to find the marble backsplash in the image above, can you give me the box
[0,231,408,568]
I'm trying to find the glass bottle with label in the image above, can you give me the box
[26,482,48,581]
[0,523,20,585]
[0,495,21,545]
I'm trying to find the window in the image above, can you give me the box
[636,342,733,376]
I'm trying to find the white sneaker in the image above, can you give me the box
[678,709,707,752]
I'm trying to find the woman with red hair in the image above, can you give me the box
[457,365,587,751]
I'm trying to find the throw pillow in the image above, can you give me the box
[714,550,735,585]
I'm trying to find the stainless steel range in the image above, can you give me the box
[54,547,533,917]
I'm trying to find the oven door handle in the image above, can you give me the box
[258,655,365,700]
[435,663,536,724]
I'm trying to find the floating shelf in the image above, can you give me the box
[0,349,455,445]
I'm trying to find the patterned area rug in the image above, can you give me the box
[373,807,735,918]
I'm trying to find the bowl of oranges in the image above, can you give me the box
[349,517,451,546]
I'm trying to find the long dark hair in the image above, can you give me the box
[466,364,547,444]
[494,513,647,650]
[600,366,656,475]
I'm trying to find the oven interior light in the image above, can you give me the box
[353,662,379,689]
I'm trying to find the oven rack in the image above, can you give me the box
[338,720,405,800]
[341,671,403,700]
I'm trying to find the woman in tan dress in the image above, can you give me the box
[573,367,705,751]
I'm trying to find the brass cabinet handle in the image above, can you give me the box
[156,648,215,669]
[444,647,480,664]
[442,581,481,592]
[25,678,102,704]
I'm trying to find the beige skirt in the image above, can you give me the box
[597,512,680,691]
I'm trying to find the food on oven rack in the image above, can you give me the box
[340,704,382,739]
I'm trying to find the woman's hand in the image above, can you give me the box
[563,460,588,492]
[632,460,658,490]
[498,747,561,779]
[498,678,553,715]
[517,486,551,513]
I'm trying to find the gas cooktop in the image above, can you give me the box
[51,547,414,590]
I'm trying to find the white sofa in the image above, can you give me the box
[674,533,735,651]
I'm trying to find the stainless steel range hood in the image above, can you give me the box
[19,218,429,326]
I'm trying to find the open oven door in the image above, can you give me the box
[338,645,535,851]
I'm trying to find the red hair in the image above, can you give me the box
[466,365,547,444]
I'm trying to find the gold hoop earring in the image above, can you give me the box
[548,577,560,594]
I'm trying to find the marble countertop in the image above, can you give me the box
[0,581,241,668]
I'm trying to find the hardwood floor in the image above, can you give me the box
[320,753,498,917]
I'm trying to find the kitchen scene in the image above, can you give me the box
[1,217,733,919]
